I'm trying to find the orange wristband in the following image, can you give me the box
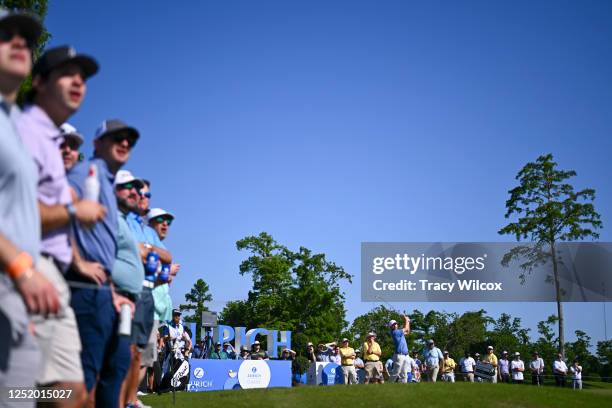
[7,252,33,280]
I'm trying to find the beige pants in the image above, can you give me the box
[342,365,357,384]
[427,366,440,382]
[30,256,84,384]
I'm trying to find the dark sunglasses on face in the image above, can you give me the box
[153,216,172,226]
[60,140,80,151]
[109,133,137,148]
[0,26,35,49]
[140,192,152,199]
[116,182,138,191]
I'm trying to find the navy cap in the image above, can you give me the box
[33,45,98,79]
[0,8,42,45]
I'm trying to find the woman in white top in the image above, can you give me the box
[510,352,525,384]
[570,359,582,390]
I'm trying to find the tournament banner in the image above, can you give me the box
[361,242,612,302]
[187,359,291,392]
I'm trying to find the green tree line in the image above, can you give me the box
[180,231,611,382]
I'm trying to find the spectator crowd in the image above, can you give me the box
[0,8,187,408]
[289,315,584,389]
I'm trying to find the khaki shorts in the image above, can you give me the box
[0,274,41,408]
[364,361,383,380]
[30,256,84,384]
[141,320,159,367]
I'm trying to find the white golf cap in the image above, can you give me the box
[114,170,143,187]
[253,340,260,345]
[60,123,84,147]
[367,332,376,338]
[515,352,521,356]
[147,208,175,222]
[388,320,397,328]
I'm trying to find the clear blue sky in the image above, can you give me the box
[46,1,612,345]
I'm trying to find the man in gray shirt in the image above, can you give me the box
[0,9,58,407]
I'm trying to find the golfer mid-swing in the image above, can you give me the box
[388,315,411,383]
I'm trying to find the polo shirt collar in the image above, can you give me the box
[91,157,114,184]
[127,211,143,225]
[0,94,20,118]
[22,104,62,144]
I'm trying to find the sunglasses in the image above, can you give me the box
[141,192,152,199]
[109,133,137,148]
[152,216,172,226]
[116,182,139,191]
[0,27,35,49]
[60,140,80,151]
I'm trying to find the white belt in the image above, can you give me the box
[142,280,154,288]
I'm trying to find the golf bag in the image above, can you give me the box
[158,339,190,393]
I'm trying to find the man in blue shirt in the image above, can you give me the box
[114,170,163,408]
[122,183,172,407]
[422,339,444,382]
[68,119,140,408]
[388,315,411,383]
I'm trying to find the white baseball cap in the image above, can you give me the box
[114,170,143,187]
[59,123,84,147]
[147,208,175,223]
[388,320,397,328]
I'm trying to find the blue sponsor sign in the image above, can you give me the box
[187,323,291,359]
[321,363,340,385]
[187,359,292,392]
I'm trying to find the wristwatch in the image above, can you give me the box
[65,202,77,223]
[144,243,153,250]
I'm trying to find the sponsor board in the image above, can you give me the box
[187,359,291,392]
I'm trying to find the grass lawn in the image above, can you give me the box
[141,381,612,408]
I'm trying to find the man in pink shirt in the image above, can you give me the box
[17,45,105,407]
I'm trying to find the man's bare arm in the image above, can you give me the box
[402,315,411,335]
[0,233,58,315]
[39,200,106,234]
